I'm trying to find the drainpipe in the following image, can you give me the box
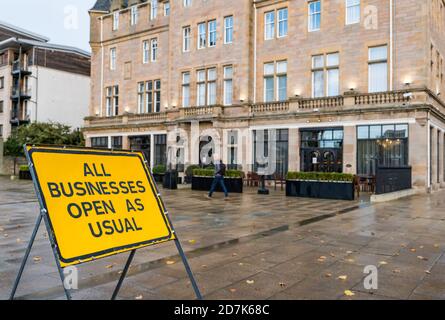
[100,16,104,117]
[389,0,394,91]
[253,1,257,104]
[427,117,431,190]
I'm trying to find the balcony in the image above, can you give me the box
[86,111,169,128]
[179,105,223,120]
[11,60,32,77]
[11,87,32,102]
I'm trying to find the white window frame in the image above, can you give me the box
[265,11,275,40]
[142,41,150,64]
[112,11,119,31]
[183,26,191,52]
[150,38,158,62]
[130,6,139,26]
[224,16,233,44]
[345,0,361,25]
[182,72,191,107]
[368,45,388,93]
[223,66,233,106]
[208,20,217,47]
[308,1,321,32]
[183,0,191,7]
[151,0,158,20]
[198,22,206,49]
[110,48,116,70]
[277,8,288,38]
[164,1,170,16]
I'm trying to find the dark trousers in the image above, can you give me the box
[209,175,228,197]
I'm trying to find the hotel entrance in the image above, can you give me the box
[300,128,344,173]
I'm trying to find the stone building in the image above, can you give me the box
[85,0,445,192]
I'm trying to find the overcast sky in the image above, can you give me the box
[0,0,96,52]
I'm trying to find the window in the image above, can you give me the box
[227,130,238,169]
[197,70,206,106]
[224,66,233,106]
[253,129,289,176]
[0,125,3,138]
[138,80,161,113]
[208,20,217,47]
[265,11,275,40]
[110,48,116,70]
[130,6,139,25]
[346,0,360,25]
[312,53,339,97]
[0,101,3,113]
[264,62,275,102]
[183,0,191,7]
[182,72,191,107]
[164,2,170,16]
[154,134,167,166]
[105,86,119,117]
[207,68,217,105]
[196,68,216,106]
[198,22,206,49]
[113,86,119,116]
[308,1,321,32]
[327,53,340,96]
[112,136,123,149]
[276,61,287,101]
[357,124,409,175]
[183,26,191,52]
[91,137,109,149]
[0,77,4,89]
[151,38,158,62]
[224,16,233,44]
[143,41,150,64]
[368,45,388,93]
[151,0,158,20]
[278,8,288,37]
[112,11,119,31]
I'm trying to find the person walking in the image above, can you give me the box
[207,155,229,200]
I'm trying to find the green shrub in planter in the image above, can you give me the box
[185,165,201,177]
[192,169,243,179]
[152,164,167,175]
[19,165,30,172]
[286,171,354,183]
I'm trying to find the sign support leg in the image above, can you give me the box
[9,213,43,300]
[111,250,136,300]
[174,238,203,300]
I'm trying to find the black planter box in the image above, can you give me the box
[19,170,32,180]
[192,176,243,193]
[163,171,178,190]
[286,180,354,201]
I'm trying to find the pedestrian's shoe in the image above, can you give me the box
[206,195,212,199]
[224,197,229,201]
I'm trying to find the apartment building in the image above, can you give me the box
[85,0,445,192]
[0,21,91,139]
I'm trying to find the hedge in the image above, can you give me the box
[192,169,244,179]
[19,165,30,172]
[152,165,167,175]
[286,172,354,182]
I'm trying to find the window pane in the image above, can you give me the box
[278,8,288,37]
[313,70,324,97]
[208,82,216,105]
[264,63,274,75]
[369,125,382,139]
[197,70,205,82]
[224,79,233,105]
[277,76,287,101]
[327,53,339,66]
[312,55,324,68]
[395,124,409,138]
[369,46,387,61]
[346,0,361,24]
[327,69,339,96]
[369,62,388,92]
[357,126,369,139]
[277,61,287,73]
[264,77,274,102]
[208,68,216,81]
[265,12,275,39]
[224,66,233,78]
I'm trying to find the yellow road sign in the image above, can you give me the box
[26,145,175,267]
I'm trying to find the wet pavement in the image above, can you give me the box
[0,176,444,300]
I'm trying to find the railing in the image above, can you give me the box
[181,106,218,117]
[299,96,344,109]
[250,101,289,114]
[12,60,29,73]
[128,112,168,122]
[355,91,410,105]
[11,88,32,98]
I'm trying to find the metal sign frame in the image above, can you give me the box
[10,144,202,300]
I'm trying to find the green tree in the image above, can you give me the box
[3,122,85,156]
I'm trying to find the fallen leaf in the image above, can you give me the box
[344,290,355,297]
[201,265,208,269]
[105,264,115,269]
[434,244,439,248]
[135,295,143,300]
[279,282,287,288]
[338,275,348,281]
[330,253,336,257]
[317,256,327,262]
[410,248,417,252]
[346,251,353,254]
[417,256,428,261]
[379,261,388,265]
[188,240,196,244]
[393,269,401,274]
[229,288,237,293]
[239,263,244,266]
[3,234,8,238]
[325,273,333,278]
[166,260,175,265]
[246,280,255,285]
[16,238,21,243]
[232,253,238,257]
[346,259,355,263]
[419,246,424,249]
[0,227,4,231]
[425,270,431,275]
[33,256,41,263]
